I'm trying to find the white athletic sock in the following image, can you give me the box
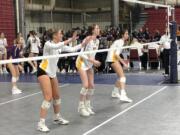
[79,101,86,108]
[120,89,127,96]
[113,87,119,93]
[16,77,19,81]
[12,86,17,89]
[40,118,45,123]
[85,100,90,106]
[54,113,61,118]
[79,101,84,105]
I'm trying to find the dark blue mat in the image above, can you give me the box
[0,73,165,85]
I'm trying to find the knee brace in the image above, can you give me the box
[11,77,17,83]
[80,87,88,96]
[119,77,126,83]
[87,89,95,96]
[53,99,61,106]
[41,100,51,110]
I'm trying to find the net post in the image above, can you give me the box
[170,21,178,83]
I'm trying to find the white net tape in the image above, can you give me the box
[0,41,162,65]
[123,0,170,8]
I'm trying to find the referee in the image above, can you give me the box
[160,29,171,76]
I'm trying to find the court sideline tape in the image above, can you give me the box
[83,86,168,135]
[0,84,69,106]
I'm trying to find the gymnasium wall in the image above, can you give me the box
[55,0,71,8]
[73,0,111,9]
[25,0,112,35]
[0,0,16,45]
[25,11,111,35]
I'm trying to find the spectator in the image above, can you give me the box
[131,38,144,57]
[0,32,8,74]
[130,38,144,68]
[153,30,161,41]
[144,28,150,42]
[137,28,145,42]
[27,31,41,73]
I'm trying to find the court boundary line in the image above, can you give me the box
[83,86,168,135]
[0,84,69,106]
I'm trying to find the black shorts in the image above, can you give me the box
[37,67,54,79]
[107,62,115,67]
[37,67,47,78]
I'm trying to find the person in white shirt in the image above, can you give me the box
[160,29,171,76]
[106,29,132,103]
[36,29,87,132]
[0,32,8,74]
[148,43,160,56]
[27,31,41,74]
[131,38,143,57]
[130,38,144,68]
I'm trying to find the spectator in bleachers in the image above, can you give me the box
[0,32,8,74]
[131,38,144,57]
[144,28,150,42]
[19,31,34,74]
[137,28,145,42]
[130,38,144,68]
[148,42,161,69]
[133,30,148,70]
[148,42,160,56]
[153,30,161,41]
[41,29,53,48]
[132,30,138,39]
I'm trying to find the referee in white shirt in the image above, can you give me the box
[160,29,171,76]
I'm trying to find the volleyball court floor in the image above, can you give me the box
[0,71,180,135]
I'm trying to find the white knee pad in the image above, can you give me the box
[87,89,95,96]
[41,100,51,110]
[16,77,19,81]
[11,77,17,83]
[80,87,88,96]
[119,77,126,83]
[53,99,61,106]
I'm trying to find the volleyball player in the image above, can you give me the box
[76,24,101,117]
[106,29,133,103]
